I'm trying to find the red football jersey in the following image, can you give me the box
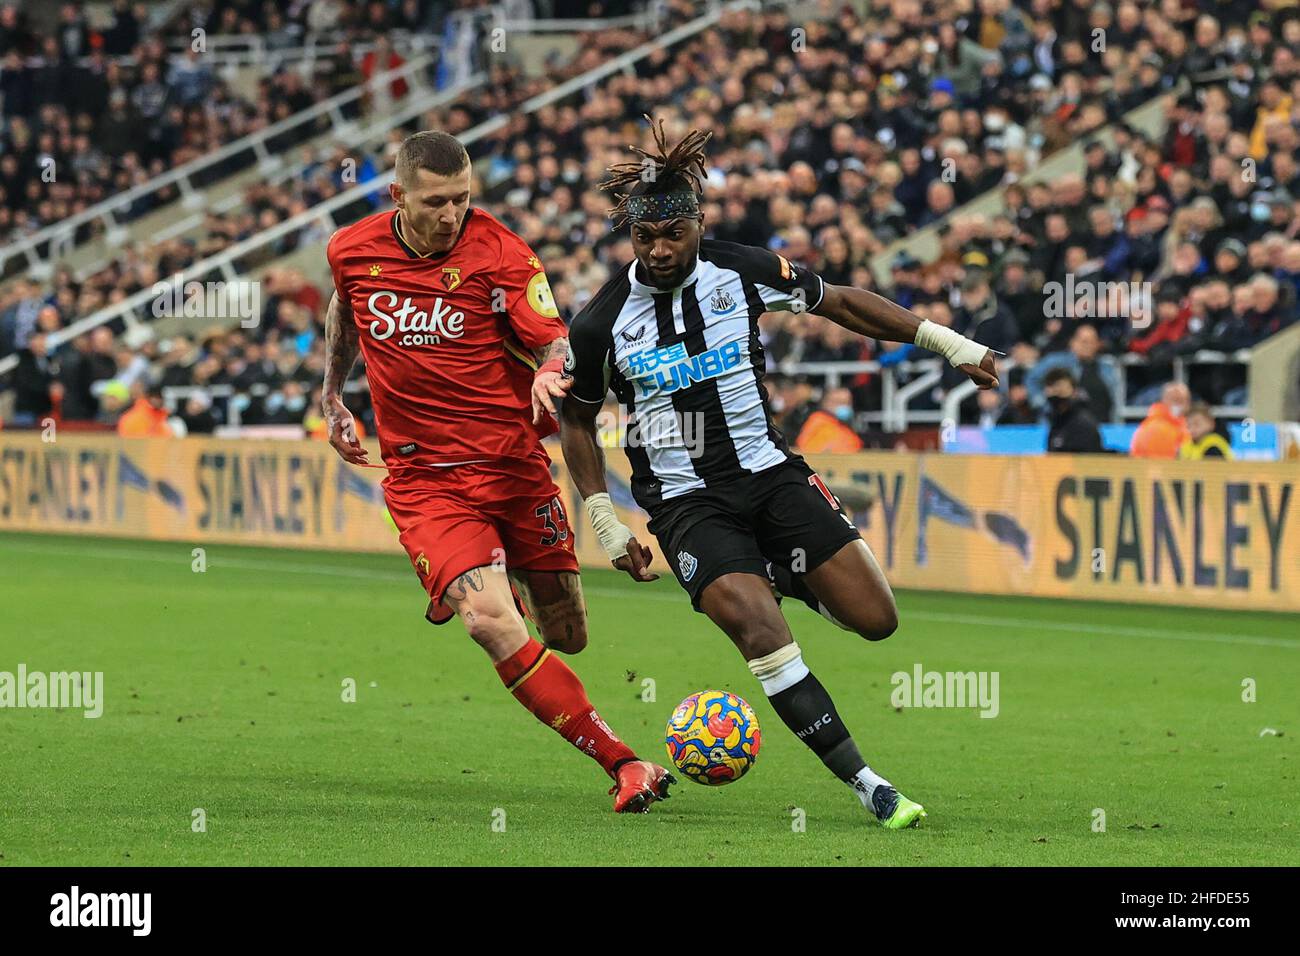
[327,208,567,464]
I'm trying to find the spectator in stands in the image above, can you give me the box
[262,380,310,425]
[177,391,217,436]
[56,334,100,421]
[1244,274,1295,343]
[1131,382,1191,458]
[1213,238,1251,285]
[81,326,120,397]
[1044,368,1103,453]
[975,387,1005,429]
[1026,323,1120,421]
[10,330,59,427]
[954,270,1019,355]
[0,278,44,353]
[1085,205,1131,279]
[997,372,1039,425]
[360,35,409,111]
[116,383,172,438]
[795,387,863,454]
[995,248,1039,340]
[97,380,129,426]
[1130,287,1190,363]
[1180,402,1233,459]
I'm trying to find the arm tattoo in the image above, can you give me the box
[323,291,360,402]
[537,336,569,369]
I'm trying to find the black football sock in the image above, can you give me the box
[748,642,897,816]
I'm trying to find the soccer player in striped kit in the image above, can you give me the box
[560,119,1000,829]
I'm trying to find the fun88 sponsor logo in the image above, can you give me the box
[628,340,744,398]
[367,290,466,346]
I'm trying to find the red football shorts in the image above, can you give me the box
[382,447,578,620]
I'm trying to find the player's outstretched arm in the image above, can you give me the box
[559,396,657,582]
[815,284,1000,389]
[322,291,368,465]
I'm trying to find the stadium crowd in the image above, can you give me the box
[3,0,1298,463]
[0,0,392,252]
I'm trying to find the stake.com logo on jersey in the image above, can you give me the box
[365,290,467,347]
[626,341,744,398]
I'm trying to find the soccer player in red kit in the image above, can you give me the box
[321,131,674,812]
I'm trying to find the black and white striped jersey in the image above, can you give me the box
[565,239,825,509]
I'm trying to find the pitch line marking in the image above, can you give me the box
[1,538,1295,650]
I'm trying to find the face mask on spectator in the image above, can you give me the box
[1252,202,1270,222]
[833,405,853,423]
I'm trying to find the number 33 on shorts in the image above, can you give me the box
[536,496,570,546]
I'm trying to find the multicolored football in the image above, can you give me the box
[665,690,761,785]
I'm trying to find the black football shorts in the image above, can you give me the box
[645,457,862,611]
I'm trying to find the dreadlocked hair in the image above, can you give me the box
[601,115,713,224]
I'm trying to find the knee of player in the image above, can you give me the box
[830,597,899,642]
[855,604,899,642]
[734,617,790,658]
[462,605,528,652]
[542,621,588,655]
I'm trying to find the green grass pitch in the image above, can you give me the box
[1,530,1296,866]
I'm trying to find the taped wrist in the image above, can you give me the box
[537,357,565,376]
[914,319,987,368]
[583,492,633,563]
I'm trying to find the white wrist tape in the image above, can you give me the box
[914,319,988,368]
[583,493,633,563]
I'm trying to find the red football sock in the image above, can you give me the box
[495,638,636,778]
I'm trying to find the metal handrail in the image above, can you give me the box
[783,348,1255,431]
[0,48,443,278]
[490,5,668,33]
[143,29,435,70]
[894,365,944,432]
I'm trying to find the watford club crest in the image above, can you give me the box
[369,264,382,278]
[441,267,462,292]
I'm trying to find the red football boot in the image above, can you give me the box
[610,760,676,813]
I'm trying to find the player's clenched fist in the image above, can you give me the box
[532,357,571,425]
[324,393,369,465]
[958,349,1001,390]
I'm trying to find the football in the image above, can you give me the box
[664,690,761,785]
